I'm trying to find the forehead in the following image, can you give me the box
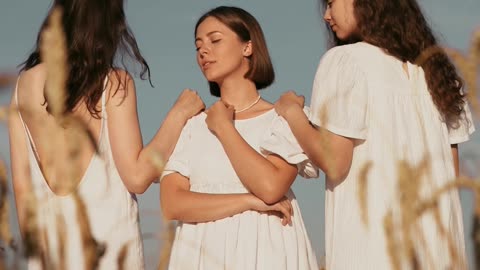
[195,16,233,37]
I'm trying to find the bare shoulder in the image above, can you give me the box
[15,64,47,108]
[105,69,136,105]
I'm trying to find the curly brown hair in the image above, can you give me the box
[21,0,151,118]
[321,0,465,128]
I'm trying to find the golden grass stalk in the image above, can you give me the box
[39,6,105,270]
[55,212,67,270]
[40,8,67,118]
[157,220,175,270]
[72,193,104,270]
[0,160,13,249]
[357,161,372,227]
[0,74,15,89]
[117,243,129,270]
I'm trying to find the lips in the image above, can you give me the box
[202,61,216,70]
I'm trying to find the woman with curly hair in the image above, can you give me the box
[274,0,475,269]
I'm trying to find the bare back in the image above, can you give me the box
[14,63,102,195]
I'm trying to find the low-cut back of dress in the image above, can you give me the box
[15,77,145,270]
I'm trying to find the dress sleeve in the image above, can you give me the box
[309,46,369,140]
[159,120,192,182]
[260,108,319,179]
[448,97,476,144]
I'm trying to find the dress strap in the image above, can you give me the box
[101,76,108,119]
[14,76,42,161]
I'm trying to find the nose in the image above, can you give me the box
[198,45,209,58]
[323,9,331,22]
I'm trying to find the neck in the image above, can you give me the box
[219,78,259,110]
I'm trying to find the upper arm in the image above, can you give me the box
[159,173,190,216]
[8,89,33,232]
[264,154,298,196]
[106,71,144,184]
[313,124,355,182]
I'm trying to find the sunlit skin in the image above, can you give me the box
[324,0,359,41]
[160,16,298,225]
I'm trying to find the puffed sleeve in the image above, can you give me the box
[260,108,319,179]
[448,96,475,144]
[309,46,369,140]
[159,120,192,181]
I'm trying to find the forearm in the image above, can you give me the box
[216,124,291,204]
[161,189,254,223]
[143,109,188,162]
[124,110,188,194]
[284,106,352,181]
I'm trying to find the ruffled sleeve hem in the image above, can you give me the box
[260,108,319,179]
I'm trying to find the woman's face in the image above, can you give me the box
[195,17,252,85]
[324,0,359,41]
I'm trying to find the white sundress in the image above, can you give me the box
[15,79,145,270]
[309,42,475,270]
[161,109,319,270]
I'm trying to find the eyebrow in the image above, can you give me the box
[195,31,222,42]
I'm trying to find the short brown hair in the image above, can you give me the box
[195,6,274,97]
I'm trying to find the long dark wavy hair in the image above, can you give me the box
[194,6,275,97]
[321,0,465,127]
[20,0,151,118]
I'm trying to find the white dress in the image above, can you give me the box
[309,42,475,270]
[161,109,319,270]
[15,82,145,270]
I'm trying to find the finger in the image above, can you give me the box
[281,201,293,223]
[282,200,292,216]
[277,205,291,226]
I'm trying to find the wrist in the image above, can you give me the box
[168,107,190,124]
[214,120,235,138]
[244,194,260,210]
[284,104,305,122]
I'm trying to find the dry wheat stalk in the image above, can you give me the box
[157,220,175,270]
[0,160,13,249]
[358,161,372,227]
[71,193,104,270]
[55,213,67,270]
[116,243,129,270]
[39,6,105,270]
[0,74,15,89]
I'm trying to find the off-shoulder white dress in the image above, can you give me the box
[161,109,318,270]
[310,42,475,270]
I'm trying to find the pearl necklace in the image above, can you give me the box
[234,95,261,113]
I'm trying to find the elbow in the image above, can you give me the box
[161,205,176,221]
[256,183,287,205]
[161,199,182,221]
[324,164,350,184]
[127,182,150,195]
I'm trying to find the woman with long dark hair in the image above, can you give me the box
[8,0,204,268]
[275,0,475,268]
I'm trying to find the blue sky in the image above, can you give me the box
[1,0,479,269]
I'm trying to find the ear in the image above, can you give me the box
[243,41,252,57]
